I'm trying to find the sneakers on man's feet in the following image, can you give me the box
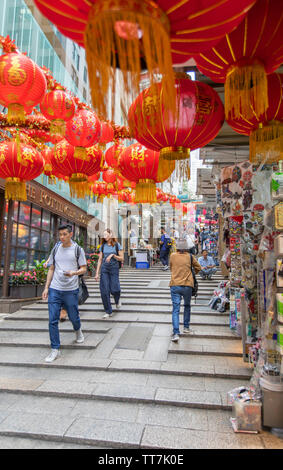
[75,328,84,343]
[103,313,112,319]
[45,349,61,363]
[171,334,179,342]
[116,300,122,309]
[163,265,169,271]
[183,327,194,335]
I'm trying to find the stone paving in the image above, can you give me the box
[0,266,282,449]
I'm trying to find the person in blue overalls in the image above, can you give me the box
[95,229,124,319]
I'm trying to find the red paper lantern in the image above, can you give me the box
[0,140,44,200]
[51,140,102,198]
[227,73,283,163]
[0,52,47,123]
[194,0,283,120]
[42,147,56,184]
[65,109,101,160]
[105,143,125,172]
[118,143,174,203]
[128,74,224,180]
[40,89,76,135]
[34,0,254,120]
[99,121,114,145]
[103,168,116,184]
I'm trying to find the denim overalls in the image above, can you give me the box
[100,244,121,314]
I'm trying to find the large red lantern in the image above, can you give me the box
[227,73,283,163]
[40,89,76,135]
[34,0,254,121]
[195,0,283,120]
[128,74,224,180]
[0,141,44,200]
[65,109,101,160]
[105,143,125,172]
[0,52,47,123]
[118,143,173,203]
[51,140,102,198]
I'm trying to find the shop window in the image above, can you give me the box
[17,224,30,247]
[11,223,17,246]
[13,201,19,221]
[42,210,50,230]
[19,202,31,224]
[30,228,41,250]
[9,247,16,270]
[41,231,50,252]
[29,250,41,267]
[31,206,42,228]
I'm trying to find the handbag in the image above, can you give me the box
[190,253,198,300]
[78,275,89,305]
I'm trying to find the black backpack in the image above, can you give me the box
[102,242,122,269]
[52,242,89,305]
[190,253,198,301]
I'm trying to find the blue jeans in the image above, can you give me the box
[160,249,169,266]
[170,286,193,335]
[199,268,217,279]
[100,262,121,314]
[48,288,81,349]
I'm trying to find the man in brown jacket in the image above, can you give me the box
[169,239,202,342]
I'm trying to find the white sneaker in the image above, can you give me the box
[75,328,84,343]
[116,300,122,309]
[163,265,169,271]
[103,313,112,319]
[171,334,179,342]
[183,328,194,335]
[45,349,61,363]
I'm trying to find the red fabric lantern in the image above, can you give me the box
[51,140,102,198]
[194,0,283,120]
[0,52,46,123]
[99,121,114,145]
[128,74,224,180]
[103,168,117,184]
[34,0,254,120]
[40,89,76,135]
[65,109,101,160]
[105,143,125,172]
[0,141,44,200]
[227,73,283,163]
[42,147,56,184]
[118,143,174,203]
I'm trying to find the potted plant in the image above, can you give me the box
[86,252,99,277]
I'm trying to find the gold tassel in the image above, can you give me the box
[225,60,268,120]
[160,147,190,161]
[69,173,89,199]
[157,154,175,182]
[249,121,283,164]
[135,179,157,203]
[74,146,89,161]
[7,103,26,125]
[5,178,27,201]
[84,0,176,122]
[48,176,56,185]
[50,119,66,136]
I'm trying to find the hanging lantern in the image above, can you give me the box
[118,143,174,204]
[34,0,255,121]
[227,73,283,163]
[102,168,118,185]
[65,109,101,160]
[40,89,76,135]
[99,121,114,147]
[0,141,44,200]
[195,0,283,120]
[42,147,56,184]
[128,74,224,180]
[0,52,47,124]
[105,142,125,172]
[51,140,101,198]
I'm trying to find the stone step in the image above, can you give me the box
[0,331,105,350]
[168,337,243,357]
[0,320,237,340]
[36,297,213,306]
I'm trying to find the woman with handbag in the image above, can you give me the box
[169,238,202,342]
[95,229,124,319]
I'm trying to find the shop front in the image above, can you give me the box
[0,178,97,302]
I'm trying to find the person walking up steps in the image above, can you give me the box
[95,229,124,319]
[159,227,171,271]
[42,224,87,363]
[169,238,202,342]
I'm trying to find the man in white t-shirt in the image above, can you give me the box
[42,224,87,363]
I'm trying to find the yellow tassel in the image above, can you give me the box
[48,176,56,185]
[225,61,268,120]
[74,147,89,161]
[157,154,175,182]
[69,173,89,199]
[84,0,176,122]
[5,178,27,201]
[7,103,26,125]
[249,121,283,164]
[50,119,66,136]
[135,179,157,203]
[160,146,190,161]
